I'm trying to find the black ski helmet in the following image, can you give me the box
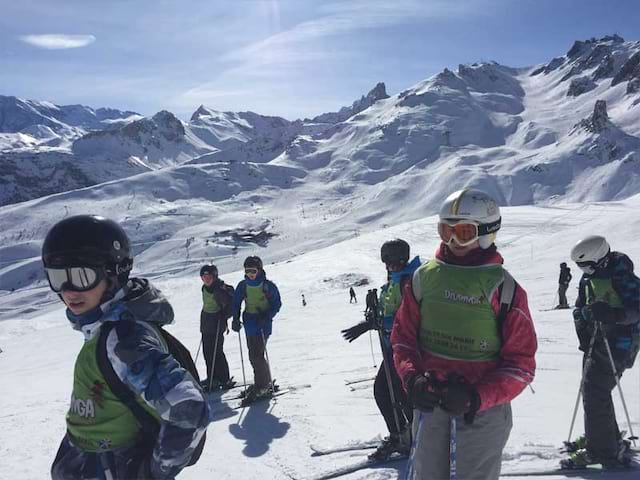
[42,215,133,285]
[200,264,218,276]
[244,256,263,270]
[380,239,410,266]
[560,262,567,268]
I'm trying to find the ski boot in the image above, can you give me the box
[368,429,411,461]
[605,438,634,469]
[240,386,272,406]
[560,448,597,469]
[200,378,221,392]
[562,435,587,453]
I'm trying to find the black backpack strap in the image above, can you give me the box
[497,270,516,341]
[97,322,206,467]
[96,322,159,440]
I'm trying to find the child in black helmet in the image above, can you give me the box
[43,215,209,480]
[342,239,421,460]
[231,256,282,403]
[199,264,235,391]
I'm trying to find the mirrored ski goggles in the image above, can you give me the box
[45,266,105,293]
[576,260,604,274]
[438,218,500,247]
[244,268,259,275]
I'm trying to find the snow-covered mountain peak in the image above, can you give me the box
[309,82,389,124]
[531,35,640,93]
[0,94,140,135]
[575,99,613,134]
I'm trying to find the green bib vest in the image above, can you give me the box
[245,283,269,313]
[586,278,624,308]
[382,281,402,318]
[417,259,504,361]
[202,286,221,313]
[67,331,158,452]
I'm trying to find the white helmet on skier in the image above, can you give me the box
[438,189,501,249]
[571,235,610,274]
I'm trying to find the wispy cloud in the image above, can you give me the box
[19,34,96,50]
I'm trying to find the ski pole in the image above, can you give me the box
[599,322,637,446]
[194,338,202,365]
[567,321,599,444]
[207,321,222,392]
[450,416,457,480]
[377,327,403,436]
[368,330,377,368]
[261,330,274,393]
[406,410,426,480]
[237,331,248,397]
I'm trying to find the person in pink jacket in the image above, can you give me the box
[391,189,537,480]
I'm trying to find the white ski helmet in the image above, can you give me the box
[439,189,501,249]
[570,235,610,274]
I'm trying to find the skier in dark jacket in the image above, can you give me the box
[231,256,282,403]
[342,239,421,460]
[564,235,640,469]
[199,264,235,391]
[44,215,209,480]
[349,286,357,303]
[556,262,572,309]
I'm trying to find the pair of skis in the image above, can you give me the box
[305,439,639,479]
[207,381,311,414]
[502,462,639,477]
[306,439,406,480]
[501,444,640,477]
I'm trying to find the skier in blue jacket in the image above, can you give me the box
[231,256,282,403]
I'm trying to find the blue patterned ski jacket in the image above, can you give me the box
[51,278,209,480]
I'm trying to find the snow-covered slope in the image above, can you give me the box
[71,110,217,169]
[2,197,640,480]
[2,35,640,288]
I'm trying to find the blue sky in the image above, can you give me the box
[2,0,639,120]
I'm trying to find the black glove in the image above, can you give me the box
[440,374,481,423]
[231,318,242,332]
[589,302,616,324]
[341,321,374,342]
[406,373,443,411]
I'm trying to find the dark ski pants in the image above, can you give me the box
[247,334,271,389]
[52,434,148,480]
[201,314,230,383]
[583,346,626,461]
[558,283,569,307]
[374,359,413,436]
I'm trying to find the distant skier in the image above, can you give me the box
[562,236,639,469]
[301,294,307,306]
[556,262,572,309]
[199,264,235,391]
[349,286,357,304]
[232,256,282,404]
[342,239,421,460]
[392,189,537,479]
[43,215,208,480]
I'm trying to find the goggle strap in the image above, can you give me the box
[477,217,501,236]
